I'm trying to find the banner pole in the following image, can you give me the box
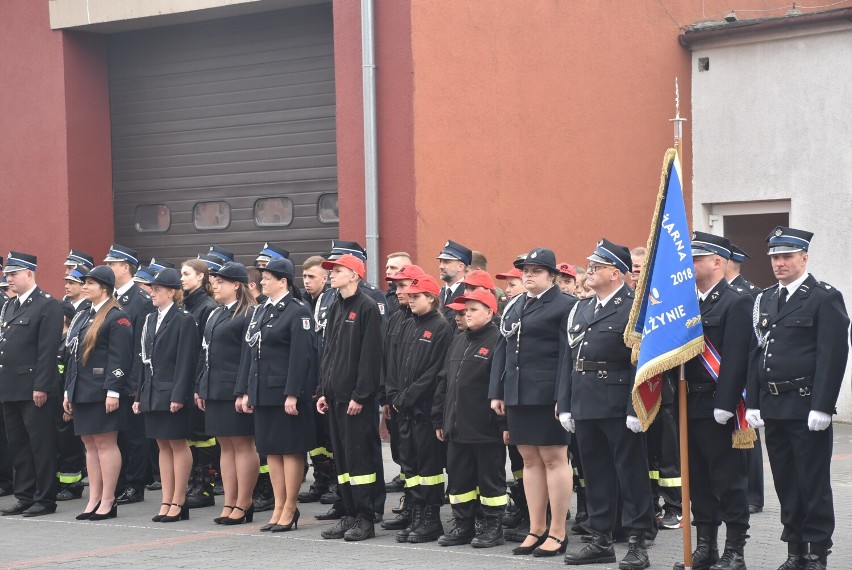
[678,363,692,569]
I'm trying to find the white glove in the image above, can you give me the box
[808,410,831,431]
[713,408,734,425]
[626,415,642,433]
[558,412,575,433]
[745,408,764,428]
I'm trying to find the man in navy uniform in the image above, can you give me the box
[725,243,765,516]
[437,240,472,324]
[104,243,155,504]
[0,252,64,517]
[63,250,94,278]
[560,239,654,569]
[746,227,850,570]
[673,232,753,570]
[255,242,289,268]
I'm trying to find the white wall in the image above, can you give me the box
[688,22,852,420]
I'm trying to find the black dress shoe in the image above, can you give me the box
[748,504,763,514]
[315,504,345,520]
[56,485,84,501]
[116,487,144,505]
[145,481,162,491]
[22,503,57,517]
[1,500,33,516]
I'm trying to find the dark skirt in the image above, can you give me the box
[73,400,129,436]
[507,404,570,446]
[205,399,254,437]
[253,399,316,456]
[144,407,192,440]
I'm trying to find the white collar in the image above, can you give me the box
[595,287,620,308]
[157,302,174,317]
[697,278,724,302]
[115,280,134,297]
[780,272,810,297]
[529,285,555,300]
[16,285,38,305]
[92,298,109,313]
[266,292,290,307]
[71,297,86,310]
[225,301,237,310]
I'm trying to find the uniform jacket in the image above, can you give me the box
[116,282,155,393]
[432,321,505,443]
[0,287,64,401]
[235,296,316,406]
[730,274,760,298]
[198,304,252,401]
[65,305,134,402]
[136,304,199,412]
[379,305,413,406]
[319,289,383,404]
[561,285,635,419]
[439,281,465,326]
[747,274,850,420]
[682,279,752,419]
[184,287,217,333]
[314,281,388,363]
[385,283,400,319]
[489,285,576,408]
[386,309,453,419]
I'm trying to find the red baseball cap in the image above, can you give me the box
[557,263,577,278]
[405,274,441,296]
[385,264,425,282]
[446,301,467,311]
[455,288,498,313]
[321,254,366,279]
[464,269,495,290]
[495,268,522,280]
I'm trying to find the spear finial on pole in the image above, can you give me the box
[670,77,688,152]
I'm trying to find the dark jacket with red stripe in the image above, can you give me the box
[386,309,453,420]
[683,279,752,419]
[432,321,504,444]
[65,306,134,402]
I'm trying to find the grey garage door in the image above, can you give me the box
[109,3,337,273]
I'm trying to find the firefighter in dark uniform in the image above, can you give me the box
[560,239,654,569]
[0,252,64,517]
[379,264,426,532]
[437,240,472,325]
[384,252,412,319]
[316,254,384,542]
[746,227,850,570]
[673,232,753,570]
[0,267,10,498]
[726,243,764,515]
[433,288,508,548]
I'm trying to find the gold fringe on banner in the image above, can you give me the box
[732,426,757,449]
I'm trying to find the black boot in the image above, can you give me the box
[315,503,346,520]
[674,525,719,570]
[803,543,829,570]
[710,525,748,570]
[564,530,616,565]
[407,504,444,543]
[777,542,807,570]
[502,480,528,529]
[619,532,650,569]
[320,515,356,539]
[299,458,332,502]
[438,517,475,546]
[252,471,275,512]
[344,514,375,541]
[396,503,423,543]
[382,492,411,530]
[186,465,215,508]
[472,512,504,548]
[574,489,588,523]
[319,484,338,505]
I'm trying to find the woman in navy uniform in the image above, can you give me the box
[132,268,199,523]
[489,247,576,557]
[63,266,134,520]
[236,258,317,532]
[197,262,259,525]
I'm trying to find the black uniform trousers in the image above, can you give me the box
[55,416,85,483]
[329,404,386,515]
[118,411,151,493]
[747,428,764,509]
[647,403,681,509]
[687,418,749,528]
[0,409,14,491]
[397,412,444,506]
[764,419,834,547]
[447,441,506,520]
[575,417,654,534]
[387,407,402,468]
[2,399,59,504]
[508,445,524,481]
[327,398,380,520]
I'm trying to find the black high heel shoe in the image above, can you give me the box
[160,503,189,523]
[220,504,254,525]
[76,502,101,521]
[89,504,118,521]
[259,522,276,531]
[214,506,235,524]
[511,532,547,555]
[152,503,171,522]
[532,534,568,557]
[270,508,300,532]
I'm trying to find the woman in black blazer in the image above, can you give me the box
[132,268,199,523]
[236,258,317,532]
[63,266,133,521]
[196,262,259,525]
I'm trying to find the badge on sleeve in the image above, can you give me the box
[112,369,124,378]
[302,318,311,330]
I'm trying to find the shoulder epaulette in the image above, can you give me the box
[39,290,51,299]
[818,281,836,291]
[292,298,307,306]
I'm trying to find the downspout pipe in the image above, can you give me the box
[361,0,379,284]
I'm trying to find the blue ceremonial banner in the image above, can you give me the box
[625,149,704,429]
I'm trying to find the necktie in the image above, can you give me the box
[523,294,536,312]
[778,287,789,310]
[12,298,21,314]
[444,287,454,307]
[594,302,602,315]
